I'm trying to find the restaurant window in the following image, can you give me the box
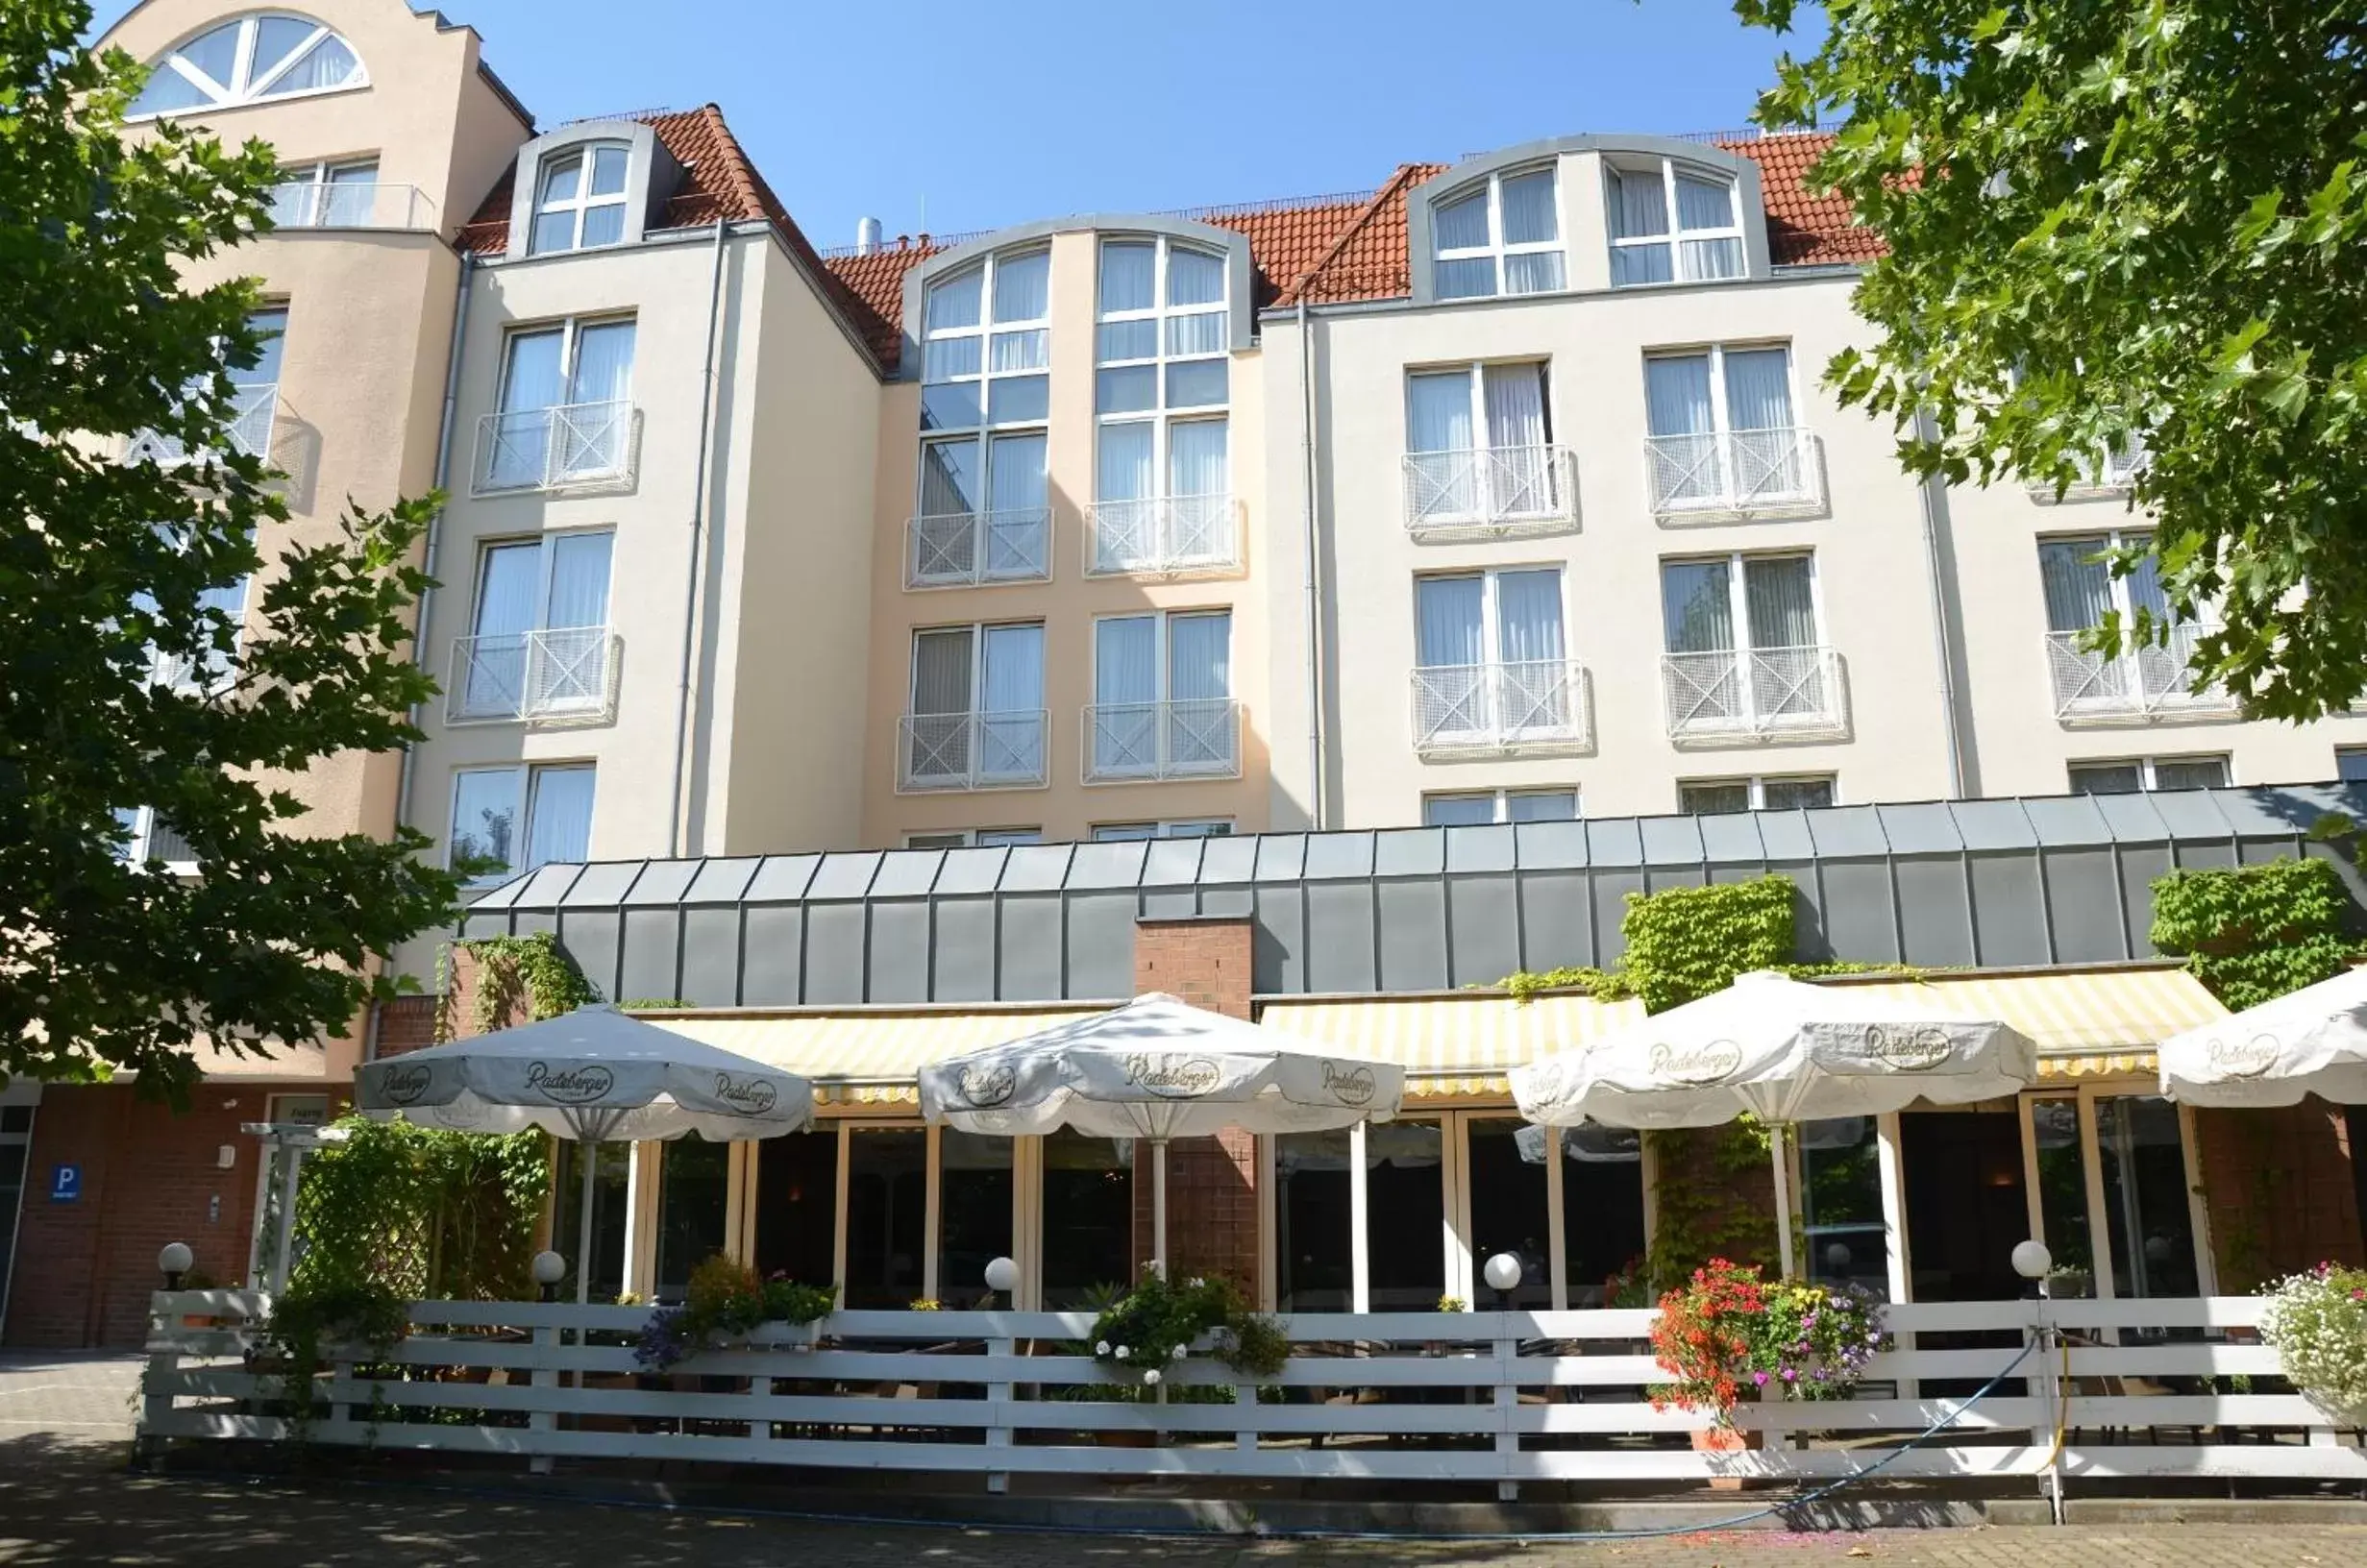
[1041,1130,1134,1309]
[1274,1130,1352,1312]
[2095,1095,2200,1299]
[1798,1116,1888,1297]
[1465,1118,1551,1310]
[2028,1097,2098,1297]
[844,1126,926,1310]
[752,1127,839,1288]
[936,1129,1014,1309]
[1559,1124,1646,1307]
[1367,1121,1445,1311]
[550,1140,629,1304]
[654,1137,730,1301]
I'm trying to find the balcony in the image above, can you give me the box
[1083,698,1242,782]
[473,401,640,496]
[1661,646,1850,744]
[1084,494,1240,576]
[1410,661,1591,756]
[1401,446,1577,539]
[2046,624,2237,724]
[123,383,278,468]
[2029,435,2150,502]
[447,626,621,725]
[899,710,1048,792]
[1643,427,1823,521]
[904,506,1051,589]
[267,180,439,233]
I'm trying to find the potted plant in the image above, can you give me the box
[631,1255,836,1371]
[1081,1267,1290,1446]
[2259,1262,2367,1424]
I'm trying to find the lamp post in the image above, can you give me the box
[1483,1251,1523,1312]
[2011,1238,2053,1300]
[531,1249,567,1304]
[2011,1237,2064,1526]
[158,1241,193,1292]
[982,1256,1019,1311]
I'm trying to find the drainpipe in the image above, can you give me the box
[372,246,476,1066]
[666,219,730,859]
[1297,300,1326,831]
[1913,404,1967,798]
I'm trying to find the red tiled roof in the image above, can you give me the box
[1720,131,1883,266]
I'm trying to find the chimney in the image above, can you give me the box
[855,215,882,256]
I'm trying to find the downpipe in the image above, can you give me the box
[1297,301,1325,830]
[665,219,730,859]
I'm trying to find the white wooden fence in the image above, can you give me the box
[139,1293,2366,1495]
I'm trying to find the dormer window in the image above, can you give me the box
[1431,166,1565,301]
[129,13,364,118]
[1607,159,1744,285]
[530,143,630,255]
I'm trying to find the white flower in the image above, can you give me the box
[1094,1340,1111,1357]
[1171,1343,1188,1361]
[1143,1369,1162,1385]
[1115,1345,1130,1360]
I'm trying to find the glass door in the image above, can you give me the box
[2019,1088,2208,1301]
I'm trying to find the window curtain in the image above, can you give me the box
[1168,419,1228,498]
[1416,576,1486,668]
[2121,532,2170,621]
[1499,171,1558,243]
[1661,560,1735,652]
[992,252,1049,323]
[910,629,975,715]
[1407,372,1475,454]
[2038,539,2114,631]
[1482,364,1546,450]
[1167,248,1225,306]
[987,433,1046,512]
[1433,188,1491,251]
[275,33,359,92]
[500,330,564,413]
[1098,242,1155,314]
[1168,613,1230,700]
[473,544,539,638]
[926,267,983,333]
[1644,355,1714,436]
[568,321,636,405]
[546,533,612,628]
[1610,170,1668,238]
[1675,174,1735,232]
[920,438,980,517]
[1744,555,1817,649]
[322,160,377,226]
[1722,350,1793,429]
[1096,423,1153,502]
[1096,617,1158,706]
[524,767,595,870]
[979,624,1043,711]
[1493,570,1566,665]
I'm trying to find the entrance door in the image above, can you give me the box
[1902,1108,2030,1301]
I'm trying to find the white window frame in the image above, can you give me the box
[446,762,595,884]
[903,828,1042,849]
[1662,550,1826,656]
[907,621,1046,719]
[1677,774,1838,813]
[1421,789,1580,827]
[1089,820,1234,841]
[469,529,615,639]
[129,14,368,120]
[497,314,637,414]
[1090,237,1233,575]
[1606,157,1745,286]
[2065,755,2232,794]
[529,142,631,256]
[116,806,198,874]
[270,157,380,228]
[922,247,1051,425]
[2014,1087,2216,1304]
[1430,164,1566,301]
[2039,528,2158,633]
[1645,343,1798,441]
[1086,608,1237,783]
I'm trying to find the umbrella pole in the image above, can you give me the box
[1768,1122,1796,1281]
[577,1138,599,1306]
[1152,1139,1169,1277]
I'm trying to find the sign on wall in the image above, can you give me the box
[47,1164,79,1203]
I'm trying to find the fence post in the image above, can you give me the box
[136,1293,182,1465]
[985,1334,1014,1494]
[530,1320,557,1476]
[750,1371,771,1442]
[1494,1325,1520,1503]
[325,1357,355,1441]
[1236,1378,1258,1452]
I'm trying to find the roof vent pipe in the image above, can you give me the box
[855,216,882,255]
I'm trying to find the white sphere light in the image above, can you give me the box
[530,1249,567,1287]
[2010,1239,2053,1281]
[983,1256,1020,1294]
[1483,1252,1523,1293]
[158,1241,194,1276]
[1823,1241,1854,1273]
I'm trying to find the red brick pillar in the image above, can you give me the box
[368,943,523,1060]
[2195,1103,2364,1288]
[1130,919,1260,1293]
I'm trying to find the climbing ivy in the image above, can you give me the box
[290,1115,549,1303]
[1640,1120,1782,1295]
[2150,856,2360,1012]
[435,931,600,1041]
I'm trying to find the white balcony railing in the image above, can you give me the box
[1084,698,1243,782]
[266,180,439,233]
[1410,661,1591,755]
[1401,445,1577,538]
[446,626,620,725]
[899,710,1048,792]
[904,507,1051,589]
[123,382,278,468]
[2046,624,2237,724]
[473,400,640,495]
[1644,426,1822,520]
[1085,494,1240,576]
[1661,645,1850,743]
[2029,434,2151,501]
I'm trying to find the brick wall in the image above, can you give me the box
[371,943,508,1058]
[3,1083,319,1348]
[1131,918,1260,1292]
[2196,1102,2365,1289]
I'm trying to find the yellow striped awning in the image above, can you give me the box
[642,1005,1106,1104]
[1255,992,1646,1098]
[1815,968,2227,1079]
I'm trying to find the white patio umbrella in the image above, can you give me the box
[919,992,1404,1274]
[1511,970,2036,1279]
[2159,965,2367,1107]
[355,1006,813,1301]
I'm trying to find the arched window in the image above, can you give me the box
[529,142,631,255]
[129,12,365,118]
[1431,165,1564,300]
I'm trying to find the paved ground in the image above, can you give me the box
[5,1352,2366,1566]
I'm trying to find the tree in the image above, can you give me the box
[1738,0,2367,719]
[0,1,462,1103]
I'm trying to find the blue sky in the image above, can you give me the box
[99,0,1824,250]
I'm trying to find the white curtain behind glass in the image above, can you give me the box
[2038,539,2114,631]
[1434,189,1492,250]
[1645,356,1714,435]
[1417,576,1485,668]
[1743,556,1817,648]
[1482,365,1546,450]
[1099,242,1155,314]
[926,268,983,333]
[546,533,612,627]
[568,321,636,404]
[2120,532,2169,620]
[988,433,1046,512]
[472,545,538,638]
[525,767,595,869]
[1662,560,1735,652]
[1407,372,1474,453]
[980,624,1043,711]
[1096,617,1158,705]
[1675,175,1734,232]
[993,252,1049,322]
[1168,420,1228,497]
[1493,570,1566,666]
[500,331,564,413]
[1097,424,1153,502]
[1610,171,1667,238]
[1500,172,1558,243]
[1168,613,1230,700]
[1168,249,1225,306]
[1722,350,1792,429]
